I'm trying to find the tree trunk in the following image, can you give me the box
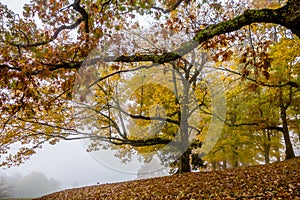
[263,130,271,164]
[222,160,227,170]
[265,151,270,164]
[212,161,217,171]
[279,88,295,160]
[178,149,191,173]
[273,145,281,162]
[175,73,192,174]
[232,146,239,168]
[281,107,295,159]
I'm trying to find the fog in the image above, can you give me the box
[2,171,60,198]
[1,139,146,198]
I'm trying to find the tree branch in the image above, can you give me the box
[10,19,83,48]
[111,137,172,147]
[72,0,89,34]
[152,0,189,14]
[9,0,89,48]
[100,1,299,64]
[111,104,180,126]
[19,125,172,147]
[264,126,283,132]
[6,1,300,74]
[217,66,300,89]
[0,64,22,71]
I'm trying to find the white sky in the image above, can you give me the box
[0,0,151,194]
[1,0,29,14]
[3,140,139,188]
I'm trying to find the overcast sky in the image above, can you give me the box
[0,0,162,194]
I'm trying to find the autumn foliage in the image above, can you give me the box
[0,0,299,175]
[35,157,300,199]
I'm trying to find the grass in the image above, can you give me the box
[35,157,300,199]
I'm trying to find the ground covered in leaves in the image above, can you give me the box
[35,157,300,199]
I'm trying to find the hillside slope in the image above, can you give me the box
[35,157,300,199]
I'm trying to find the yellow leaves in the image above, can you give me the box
[170,10,178,19]
[48,138,59,145]
[268,37,300,84]
[250,0,283,9]
[22,148,36,156]
[270,37,300,67]
[129,83,177,127]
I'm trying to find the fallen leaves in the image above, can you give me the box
[35,157,300,199]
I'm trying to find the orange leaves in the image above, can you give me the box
[165,13,184,32]
[176,59,186,69]
[239,52,248,64]
[247,83,258,92]
[0,0,298,172]
[110,65,120,70]
[238,41,272,80]
[37,157,300,199]
[188,14,195,20]
[211,49,234,62]
[241,68,250,80]
[223,50,233,61]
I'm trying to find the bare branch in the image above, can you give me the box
[9,0,89,48]
[0,93,25,135]
[10,19,83,48]
[0,64,22,71]
[19,126,172,148]
[111,104,180,126]
[217,66,300,89]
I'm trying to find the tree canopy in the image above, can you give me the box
[0,0,299,173]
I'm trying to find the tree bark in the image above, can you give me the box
[178,149,191,173]
[212,161,217,171]
[279,88,295,160]
[109,0,300,65]
[280,107,295,159]
[263,130,271,164]
[222,160,227,170]
[176,78,192,174]
[274,145,281,162]
[233,146,239,168]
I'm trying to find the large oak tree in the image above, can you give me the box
[0,0,299,172]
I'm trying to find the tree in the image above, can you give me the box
[74,35,215,173]
[204,19,300,167]
[0,0,299,172]
[8,172,61,198]
[0,176,10,199]
[0,172,60,198]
